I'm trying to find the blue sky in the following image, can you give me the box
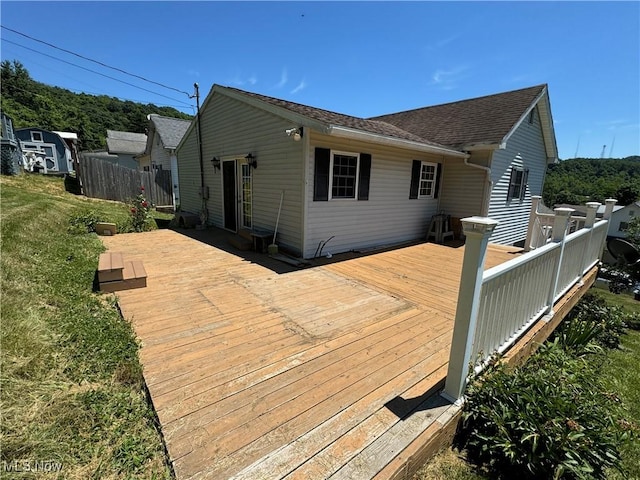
[1,1,638,159]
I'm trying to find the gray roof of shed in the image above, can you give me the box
[149,115,191,149]
[106,130,147,155]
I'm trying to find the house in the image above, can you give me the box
[176,84,558,258]
[105,130,147,169]
[53,131,80,172]
[14,127,73,174]
[136,114,191,206]
[600,201,639,238]
[1,112,22,175]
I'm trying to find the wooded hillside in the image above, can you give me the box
[543,157,640,207]
[0,60,192,151]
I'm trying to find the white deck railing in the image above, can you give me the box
[443,200,616,402]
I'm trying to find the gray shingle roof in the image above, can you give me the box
[223,87,447,148]
[371,85,547,149]
[149,115,191,149]
[106,130,147,155]
[222,84,547,151]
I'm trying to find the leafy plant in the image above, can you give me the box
[457,341,634,479]
[558,293,627,350]
[68,209,103,234]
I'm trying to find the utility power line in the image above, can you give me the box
[1,25,191,97]
[2,38,193,107]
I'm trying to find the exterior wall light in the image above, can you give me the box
[285,127,303,141]
[211,156,220,171]
[245,153,257,169]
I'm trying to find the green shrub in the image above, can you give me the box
[559,293,627,350]
[68,209,103,234]
[457,341,633,479]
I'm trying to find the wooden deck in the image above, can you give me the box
[102,229,521,480]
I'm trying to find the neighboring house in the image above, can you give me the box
[136,114,191,206]
[105,130,147,169]
[54,131,80,172]
[600,202,639,238]
[176,84,557,258]
[1,112,22,175]
[15,127,73,174]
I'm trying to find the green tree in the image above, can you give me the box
[1,60,192,151]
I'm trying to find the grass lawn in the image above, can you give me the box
[414,287,640,480]
[1,174,171,478]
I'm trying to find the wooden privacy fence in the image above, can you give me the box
[77,155,173,206]
[443,199,616,401]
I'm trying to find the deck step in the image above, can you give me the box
[98,252,125,282]
[99,258,147,293]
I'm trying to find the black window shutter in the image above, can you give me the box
[409,160,421,199]
[520,169,530,200]
[434,163,442,199]
[358,153,371,200]
[314,147,330,201]
[507,168,517,201]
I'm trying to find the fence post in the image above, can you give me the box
[442,217,499,403]
[524,195,542,252]
[545,208,574,316]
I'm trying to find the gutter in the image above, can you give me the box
[328,125,469,159]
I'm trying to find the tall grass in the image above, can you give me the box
[1,175,171,478]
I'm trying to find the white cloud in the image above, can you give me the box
[290,80,306,94]
[426,34,459,50]
[228,74,258,87]
[275,68,288,88]
[431,65,468,89]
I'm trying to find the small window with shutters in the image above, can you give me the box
[507,166,529,202]
[409,160,441,199]
[313,147,371,201]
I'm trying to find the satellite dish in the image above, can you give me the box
[607,238,640,268]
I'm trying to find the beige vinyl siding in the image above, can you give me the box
[177,93,305,254]
[438,155,487,219]
[176,126,200,214]
[303,132,444,259]
[488,106,548,245]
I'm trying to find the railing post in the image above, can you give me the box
[603,198,617,220]
[545,208,574,316]
[584,202,601,228]
[579,202,601,280]
[599,198,617,260]
[524,195,542,252]
[442,217,499,403]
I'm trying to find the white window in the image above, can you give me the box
[507,167,529,201]
[330,151,359,199]
[418,162,437,198]
[31,131,43,142]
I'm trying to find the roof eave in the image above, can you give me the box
[328,125,468,158]
[499,85,559,162]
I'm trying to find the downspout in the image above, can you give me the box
[464,157,492,217]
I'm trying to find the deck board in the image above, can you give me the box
[102,229,520,480]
